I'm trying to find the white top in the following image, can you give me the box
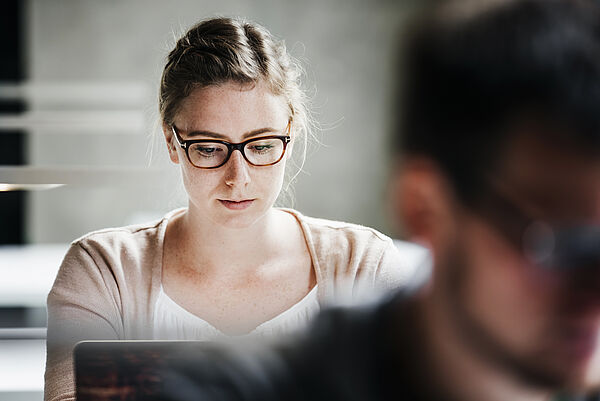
[153,285,320,340]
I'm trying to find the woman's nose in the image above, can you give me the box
[224,150,251,187]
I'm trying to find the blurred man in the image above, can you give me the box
[154,0,600,400]
[387,0,600,398]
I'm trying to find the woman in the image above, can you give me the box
[44,17,408,401]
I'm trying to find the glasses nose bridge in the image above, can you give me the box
[227,142,250,164]
[223,142,251,187]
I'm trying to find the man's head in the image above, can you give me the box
[392,0,600,392]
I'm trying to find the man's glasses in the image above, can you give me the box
[171,120,292,169]
[475,185,600,272]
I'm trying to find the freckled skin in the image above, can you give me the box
[160,82,315,335]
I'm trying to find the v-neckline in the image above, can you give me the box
[155,207,322,336]
[156,284,319,336]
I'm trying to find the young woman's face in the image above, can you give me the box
[165,81,291,229]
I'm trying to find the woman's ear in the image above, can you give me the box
[162,122,180,164]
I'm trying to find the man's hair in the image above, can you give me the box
[397,0,600,205]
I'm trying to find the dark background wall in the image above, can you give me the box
[0,0,26,245]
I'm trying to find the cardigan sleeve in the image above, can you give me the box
[309,221,413,305]
[347,236,413,303]
[374,238,413,291]
[44,241,124,401]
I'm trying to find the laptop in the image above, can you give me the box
[74,340,215,401]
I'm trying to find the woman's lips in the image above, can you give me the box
[218,199,255,210]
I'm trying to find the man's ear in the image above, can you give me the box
[389,156,458,251]
[162,122,180,164]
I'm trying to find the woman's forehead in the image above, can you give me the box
[174,81,289,135]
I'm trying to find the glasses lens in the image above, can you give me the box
[244,138,285,166]
[523,222,600,271]
[550,225,600,270]
[188,142,229,168]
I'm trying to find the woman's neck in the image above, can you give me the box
[168,205,287,276]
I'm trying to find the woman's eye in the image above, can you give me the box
[196,146,222,157]
[250,144,274,153]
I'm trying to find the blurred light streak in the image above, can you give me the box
[0,183,63,191]
[0,110,145,132]
[0,81,149,107]
[0,166,172,187]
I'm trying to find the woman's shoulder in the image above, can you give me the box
[62,208,184,272]
[282,208,393,247]
[73,219,162,248]
[72,208,182,251]
[282,209,411,302]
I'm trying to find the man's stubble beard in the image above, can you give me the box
[443,239,566,390]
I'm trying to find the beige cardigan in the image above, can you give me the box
[45,209,409,401]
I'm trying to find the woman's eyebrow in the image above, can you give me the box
[185,130,228,139]
[186,127,281,140]
[242,127,280,139]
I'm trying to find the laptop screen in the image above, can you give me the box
[74,340,212,401]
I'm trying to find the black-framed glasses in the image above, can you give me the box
[171,120,292,169]
[475,185,600,271]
